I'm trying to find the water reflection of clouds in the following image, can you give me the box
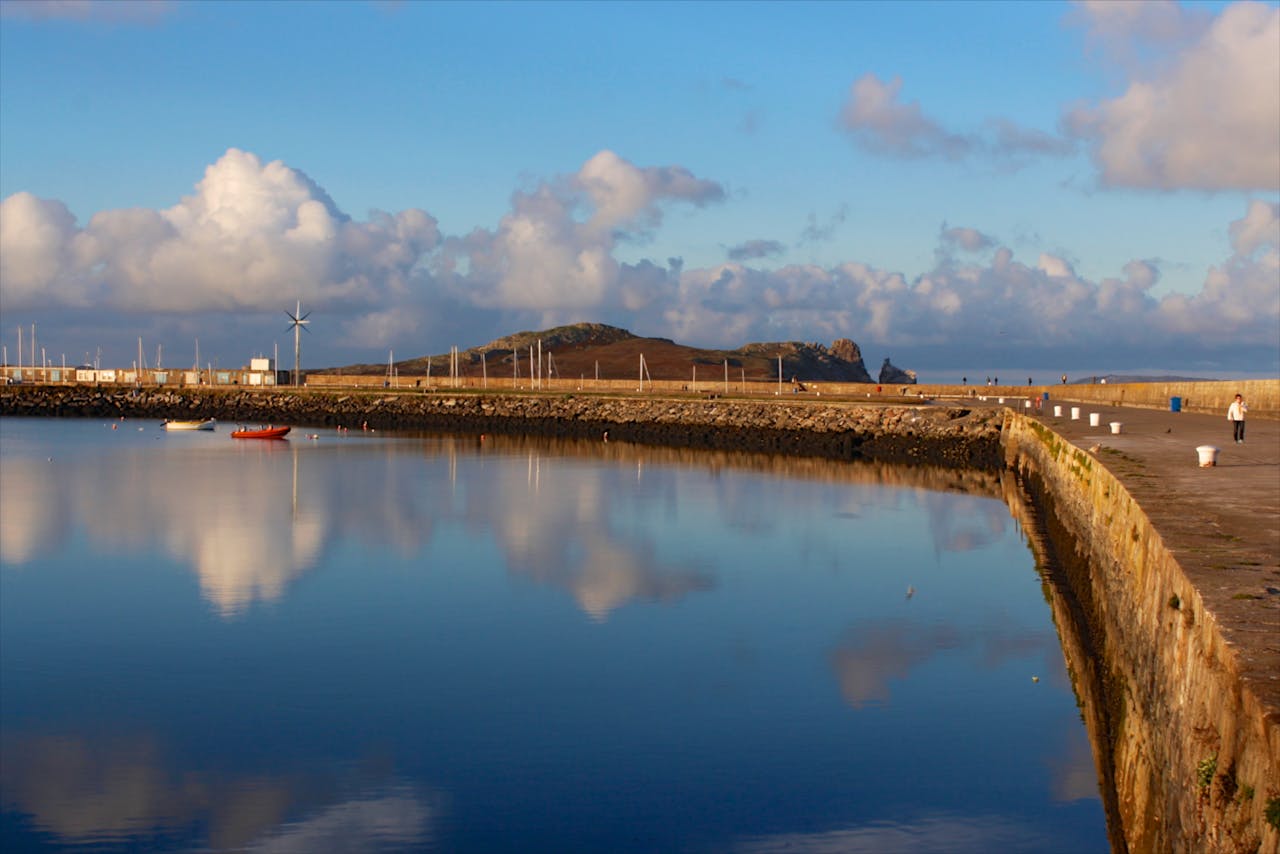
[729,813,1056,854]
[1,444,330,616]
[827,614,1100,808]
[0,427,1012,620]
[918,490,1011,553]
[829,623,962,710]
[245,785,437,854]
[0,731,442,852]
[0,457,62,564]
[0,435,451,616]
[474,452,716,621]
[828,619,1055,710]
[0,431,719,621]
[1049,729,1103,803]
[696,470,1010,561]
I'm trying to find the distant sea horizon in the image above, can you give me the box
[912,367,1279,386]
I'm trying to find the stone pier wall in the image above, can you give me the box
[0,385,1003,468]
[1003,413,1277,854]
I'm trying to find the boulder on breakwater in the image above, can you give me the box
[0,386,1004,468]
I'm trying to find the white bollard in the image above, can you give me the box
[1053,405,1062,417]
[1089,413,1101,427]
[1196,445,1219,467]
[1070,407,1081,420]
[1110,422,1122,434]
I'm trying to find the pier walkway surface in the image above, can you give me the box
[1016,398,1280,715]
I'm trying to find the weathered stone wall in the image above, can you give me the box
[1004,413,1278,854]
[0,385,1004,468]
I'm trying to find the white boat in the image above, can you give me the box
[163,419,216,431]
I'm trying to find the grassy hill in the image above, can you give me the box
[316,323,875,383]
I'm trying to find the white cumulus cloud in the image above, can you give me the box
[1066,1,1280,191]
[0,148,440,331]
[839,74,1073,166]
[650,200,1276,368]
[439,149,723,323]
[940,225,997,253]
[2,148,1275,372]
[840,74,973,160]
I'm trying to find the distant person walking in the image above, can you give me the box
[1227,394,1248,443]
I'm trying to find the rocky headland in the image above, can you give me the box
[317,323,881,384]
[878,357,918,385]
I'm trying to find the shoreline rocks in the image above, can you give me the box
[0,386,1004,468]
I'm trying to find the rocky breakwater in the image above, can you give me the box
[0,386,1004,467]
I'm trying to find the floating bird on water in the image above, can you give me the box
[906,585,916,600]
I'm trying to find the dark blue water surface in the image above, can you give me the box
[0,416,1108,852]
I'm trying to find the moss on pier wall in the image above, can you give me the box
[1004,413,1278,853]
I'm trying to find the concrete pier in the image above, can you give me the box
[1005,402,1278,852]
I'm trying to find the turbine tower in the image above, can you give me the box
[285,301,311,386]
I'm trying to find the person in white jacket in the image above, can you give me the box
[1227,394,1248,443]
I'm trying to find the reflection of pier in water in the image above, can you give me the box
[1001,473,1128,851]
[444,431,1007,500]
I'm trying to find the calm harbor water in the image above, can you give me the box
[0,416,1108,852]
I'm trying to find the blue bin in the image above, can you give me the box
[1042,392,1050,400]
[1170,396,1182,412]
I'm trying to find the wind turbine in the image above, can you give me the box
[285,301,311,386]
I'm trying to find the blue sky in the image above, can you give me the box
[1,0,1277,380]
